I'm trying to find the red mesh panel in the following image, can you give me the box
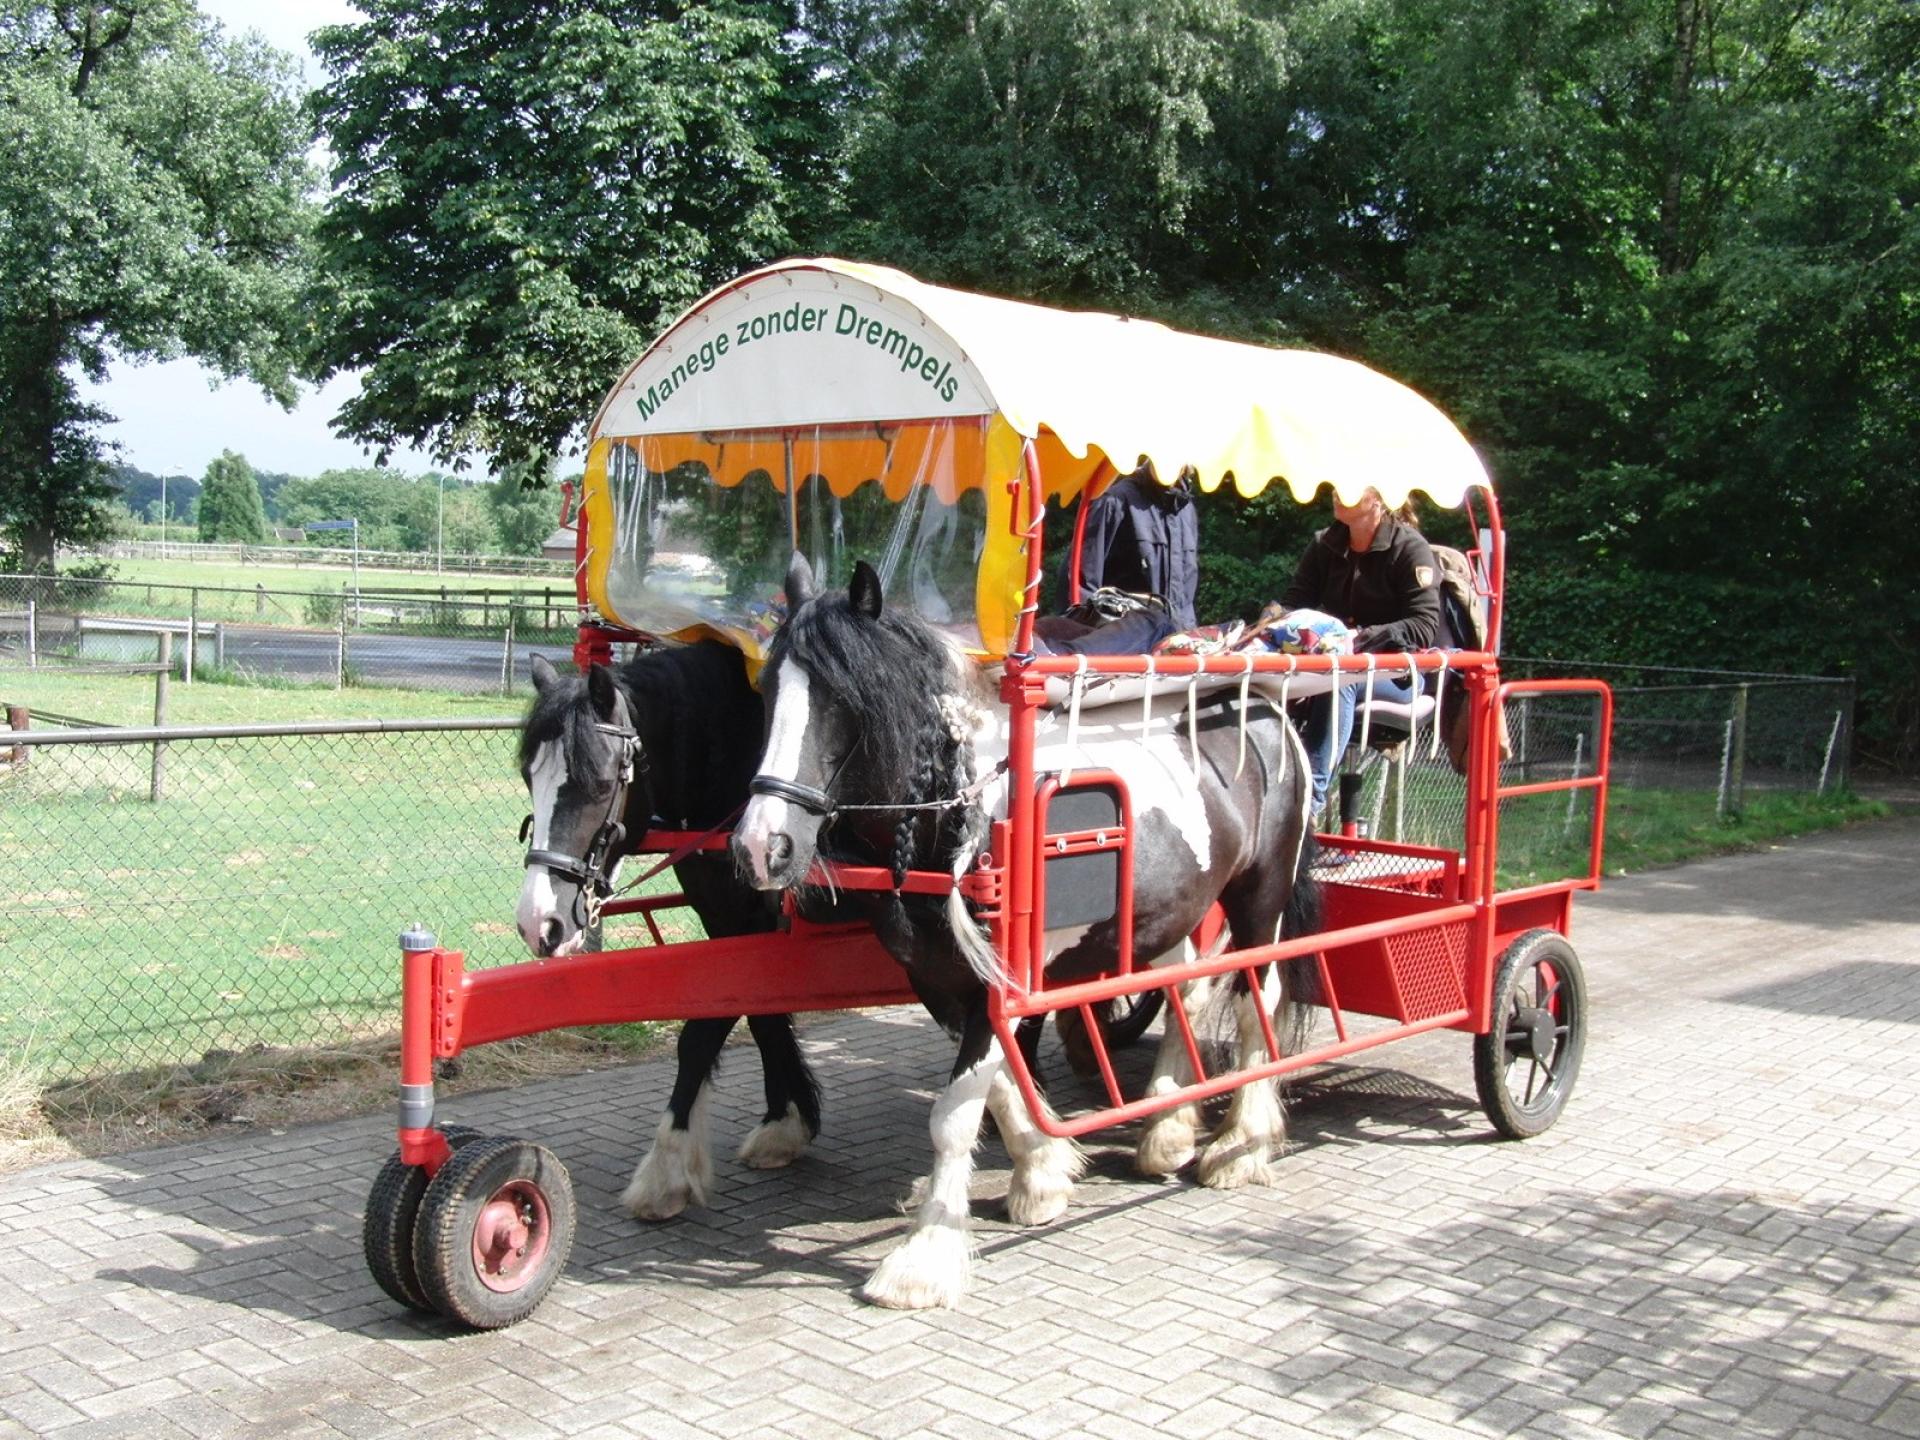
[1385,922,1468,1020]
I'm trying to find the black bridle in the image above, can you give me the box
[522,716,645,926]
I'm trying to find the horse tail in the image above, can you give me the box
[1283,833,1322,941]
[945,800,1005,988]
[1278,826,1324,1052]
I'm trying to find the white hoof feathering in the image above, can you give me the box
[736,1102,812,1169]
[1197,1077,1284,1189]
[1136,1105,1200,1176]
[620,1104,713,1220]
[1196,1132,1277,1189]
[987,1073,1084,1227]
[860,1225,974,1310]
[1006,1135,1082,1227]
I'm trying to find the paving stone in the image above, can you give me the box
[4,823,1918,1438]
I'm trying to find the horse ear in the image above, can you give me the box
[586,663,618,719]
[850,560,883,620]
[531,654,558,692]
[785,550,815,606]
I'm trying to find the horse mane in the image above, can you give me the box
[771,590,1003,985]
[518,642,761,826]
[518,672,614,787]
[768,592,980,815]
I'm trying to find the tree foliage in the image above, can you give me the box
[196,450,268,542]
[823,0,1920,763]
[0,0,317,568]
[306,0,841,480]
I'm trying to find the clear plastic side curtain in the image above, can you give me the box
[580,416,1031,661]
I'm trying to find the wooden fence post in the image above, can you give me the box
[185,587,199,684]
[151,635,171,803]
[6,704,27,768]
[1728,684,1749,817]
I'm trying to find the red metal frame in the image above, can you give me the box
[395,436,1607,1150]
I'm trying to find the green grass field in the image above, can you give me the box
[0,665,1889,1083]
[82,554,571,595]
[0,669,697,1078]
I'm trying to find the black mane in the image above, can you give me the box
[768,590,960,811]
[519,641,762,829]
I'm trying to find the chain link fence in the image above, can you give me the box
[0,720,698,1084]
[1,571,580,696]
[1505,658,1854,809]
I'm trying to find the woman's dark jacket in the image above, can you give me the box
[1281,515,1441,653]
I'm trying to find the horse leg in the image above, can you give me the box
[1197,963,1286,1189]
[861,1005,999,1310]
[1136,946,1209,1177]
[985,1069,1083,1226]
[620,1015,735,1219]
[736,1013,821,1169]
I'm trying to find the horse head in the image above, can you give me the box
[733,553,972,892]
[516,653,646,956]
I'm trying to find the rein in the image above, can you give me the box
[748,758,1008,820]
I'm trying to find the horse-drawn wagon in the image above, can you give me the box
[365,259,1611,1327]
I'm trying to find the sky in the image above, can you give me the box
[74,0,462,481]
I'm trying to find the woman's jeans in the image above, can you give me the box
[1300,668,1423,821]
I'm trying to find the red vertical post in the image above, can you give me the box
[397,926,452,1170]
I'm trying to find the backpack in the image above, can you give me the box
[1429,543,1512,773]
[1431,543,1488,652]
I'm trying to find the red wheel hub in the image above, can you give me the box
[471,1180,552,1292]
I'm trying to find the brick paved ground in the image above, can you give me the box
[2,819,1915,1439]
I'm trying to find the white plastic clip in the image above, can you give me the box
[1187,674,1201,779]
[1234,652,1255,779]
[1060,653,1089,787]
[1357,654,1378,753]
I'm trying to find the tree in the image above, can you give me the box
[307,1,842,481]
[196,450,269,542]
[488,479,562,557]
[0,1,318,569]
[277,468,415,551]
[833,0,1296,308]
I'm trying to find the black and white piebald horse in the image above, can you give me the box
[733,556,1318,1309]
[516,646,822,1219]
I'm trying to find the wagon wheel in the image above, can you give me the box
[363,1125,482,1312]
[412,1136,576,1330]
[1473,930,1588,1139]
[1097,989,1165,1048]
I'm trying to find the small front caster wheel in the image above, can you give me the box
[412,1136,575,1329]
[1474,930,1587,1139]
[363,1125,481,1312]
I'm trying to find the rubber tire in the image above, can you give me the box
[1097,988,1166,1049]
[1474,930,1587,1139]
[412,1136,575,1330]
[363,1125,482,1312]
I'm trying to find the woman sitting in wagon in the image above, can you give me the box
[1279,485,1442,818]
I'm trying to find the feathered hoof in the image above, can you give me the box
[737,1104,813,1170]
[1135,1109,1199,1177]
[620,1117,711,1220]
[1006,1168,1073,1226]
[860,1227,973,1310]
[1196,1135,1277,1190]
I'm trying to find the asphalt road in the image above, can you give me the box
[215,623,575,692]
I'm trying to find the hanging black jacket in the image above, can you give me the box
[1068,467,1200,629]
[1280,515,1441,653]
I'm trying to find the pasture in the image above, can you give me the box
[0,664,1881,1089]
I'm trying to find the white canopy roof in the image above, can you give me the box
[591,258,1491,508]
